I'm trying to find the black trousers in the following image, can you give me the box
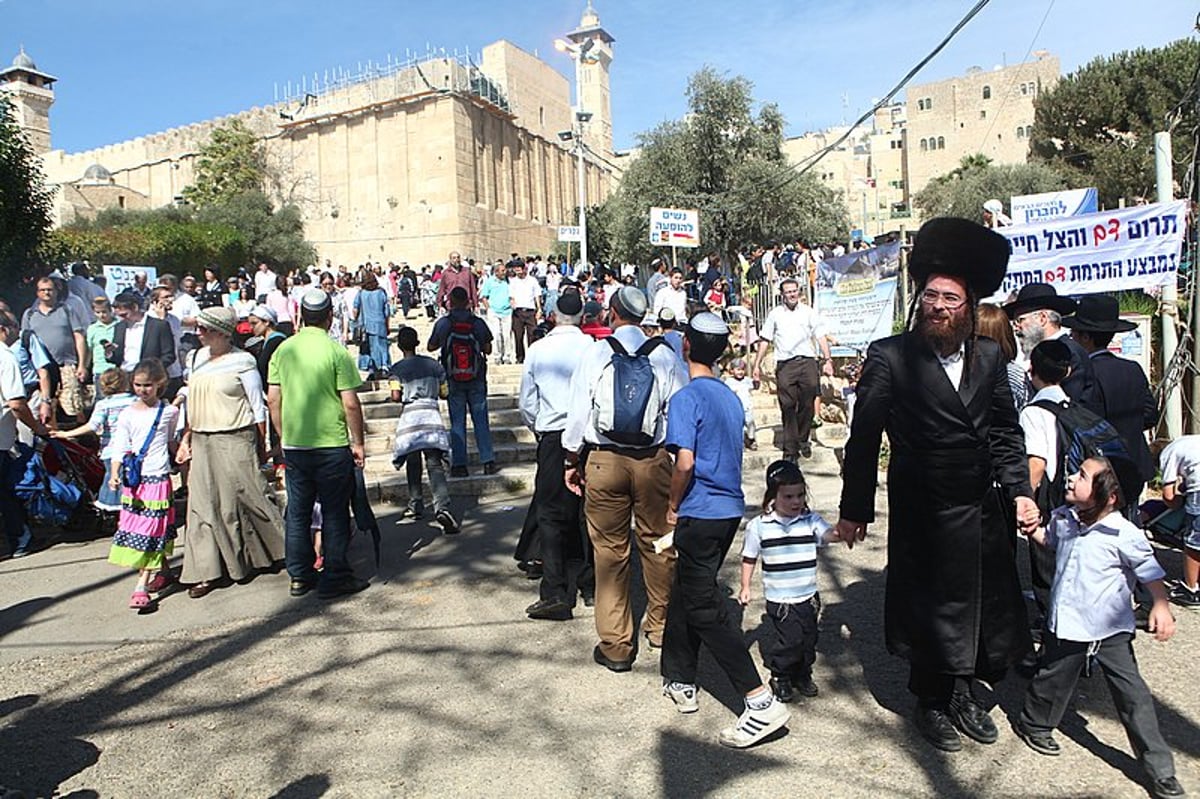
[661,517,762,694]
[534,431,594,604]
[775,356,820,457]
[762,596,819,680]
[909,657,1008,709]
[1021,632,1175,781]
[1029,537,1057,621]
[512,308,538,363]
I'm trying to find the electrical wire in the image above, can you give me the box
[975,0,1056,153]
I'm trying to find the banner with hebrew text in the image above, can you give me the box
[815,241,901,356]
[989,200,1188,301]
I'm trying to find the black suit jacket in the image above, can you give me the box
[1090,350,1157,481]
[107,316,176,371]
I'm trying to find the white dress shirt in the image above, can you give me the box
[122,318,147,371]
[519,325,588,433]
[171,292,201,334]
[508,276,541,311]
[653,286,688,322]
[759,302,827,360]
[935,345,965,391]
[562,324,689,453]
[1020,384,1068,481]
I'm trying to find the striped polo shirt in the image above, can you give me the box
[741,511,833,603]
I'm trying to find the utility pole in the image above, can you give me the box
[1156,131,1183,439]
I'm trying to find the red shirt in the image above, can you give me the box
[436,265,478,310]
[581,322,612,340]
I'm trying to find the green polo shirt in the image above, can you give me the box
[267,326,363,449]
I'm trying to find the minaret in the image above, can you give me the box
[565,1,614,157]
[0,46,56,153]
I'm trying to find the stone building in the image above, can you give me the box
[4,4,618,267]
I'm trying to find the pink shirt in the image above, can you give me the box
[265,290,295,324]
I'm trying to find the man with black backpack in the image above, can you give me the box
[428,286,496,478]
[563,286,688,672]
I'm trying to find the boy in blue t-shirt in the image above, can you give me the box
[661,311,791,750]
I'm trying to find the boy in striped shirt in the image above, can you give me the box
[739,460,836,702]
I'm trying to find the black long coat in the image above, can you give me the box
[1090,350,1157,483]
[839,333,1033,675]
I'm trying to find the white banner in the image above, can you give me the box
[648,207,700,248]
[991,200,1187,300]
[102,265,158,301]
[557,225,582,243]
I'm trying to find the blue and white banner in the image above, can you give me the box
[989,200,1187,301]
[815,242,901,356]
[1011,187,1099,225]
[102,265,157,301]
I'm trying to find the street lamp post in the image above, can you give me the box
[555,36,596,271]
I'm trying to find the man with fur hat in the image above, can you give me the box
[1004,282,1097,411]
[837,217,1040,754]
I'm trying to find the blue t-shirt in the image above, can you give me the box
[666,376,745,519]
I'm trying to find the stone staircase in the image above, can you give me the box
[354,312,846,506]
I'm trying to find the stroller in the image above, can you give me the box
[1140,498,1189,552]
[8,438,105,532]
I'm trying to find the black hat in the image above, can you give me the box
[1061,294,1136,333]
[909,217,1010,297]
[1003,282,1077,319]
[556,290,583,316]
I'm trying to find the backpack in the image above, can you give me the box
[1030,398,1133,517]
[444,318,482,382]
[745,256,764,284]
[592,336,669,447]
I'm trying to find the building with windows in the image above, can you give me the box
[3,4,618,266]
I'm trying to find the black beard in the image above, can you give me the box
[916,303,973,357]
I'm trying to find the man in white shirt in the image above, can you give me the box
[0,310,49,557]
[563,286,688,670]
[254,262,278,303]
[652,269,688,324]
[753,278,832,460]
[507,261,542,364]
[518,290,594,621]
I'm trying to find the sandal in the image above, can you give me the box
[187,581,216,599]
[146,569,177,593]
[129,590,151,609]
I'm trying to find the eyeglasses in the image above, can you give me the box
[1012,312,1038,326]
[919,289,967,309]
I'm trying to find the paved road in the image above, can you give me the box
[1,453,1198,798]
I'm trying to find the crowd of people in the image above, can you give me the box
[0,215,1195,794]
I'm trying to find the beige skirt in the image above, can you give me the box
[182,427,285,583]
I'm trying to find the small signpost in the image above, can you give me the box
[648,207,699,270]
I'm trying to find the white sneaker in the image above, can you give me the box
[663,681,699,714]
[718,696,790,748]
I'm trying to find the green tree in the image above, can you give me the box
[197,190,314,270]
[181,119,266,208]
[914,154,1069,220]
[1032,38,1200,207]
[0,96,54,289]
[598,67,847,265]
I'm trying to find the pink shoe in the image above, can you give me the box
[314,555,324,571]
[129,590,151,609]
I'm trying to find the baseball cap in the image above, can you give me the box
[301,289,331,313]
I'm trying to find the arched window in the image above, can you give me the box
[982,85,992,100]
[1016,126,1026,139]
[920,138,928,152]
[937,136,945,150]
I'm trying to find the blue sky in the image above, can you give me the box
[2,0,1196,155]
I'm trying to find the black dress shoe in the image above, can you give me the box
[450,466,469,478]
[795,678,819,698]
[947,692,998,744]
[289,578,317,597]
[1012,718,1060,756]
[770,676,796,703]
[317,576,370,600]
[482,462,498,475]
[914,706,963,752]
[526,598,572,620]
[593,645,633,673]
[580,591,595,607]
[1152,776,1186,799]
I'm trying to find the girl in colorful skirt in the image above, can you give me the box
[107,358,180,610]
[51,367,134,517]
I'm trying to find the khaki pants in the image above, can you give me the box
[583,448,676,662]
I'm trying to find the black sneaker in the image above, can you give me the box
[1151,776,1187,798]
[769,676,796,704]
[482,462,499,475]
[450,466,469,478]
[403,505,425,521]
[526,598,572,621]
[1012,718,1061,756]
[799,443,813,458]
[914,706,962,752]
[317,576,370,600]
[289,578,316,597]
[435,509,461,535]
[947,692,998,744]
[1169,583,1200,608]
[580,590,595,607]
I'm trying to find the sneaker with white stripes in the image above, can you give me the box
[663,681,699,713]
[718,695,790,748]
